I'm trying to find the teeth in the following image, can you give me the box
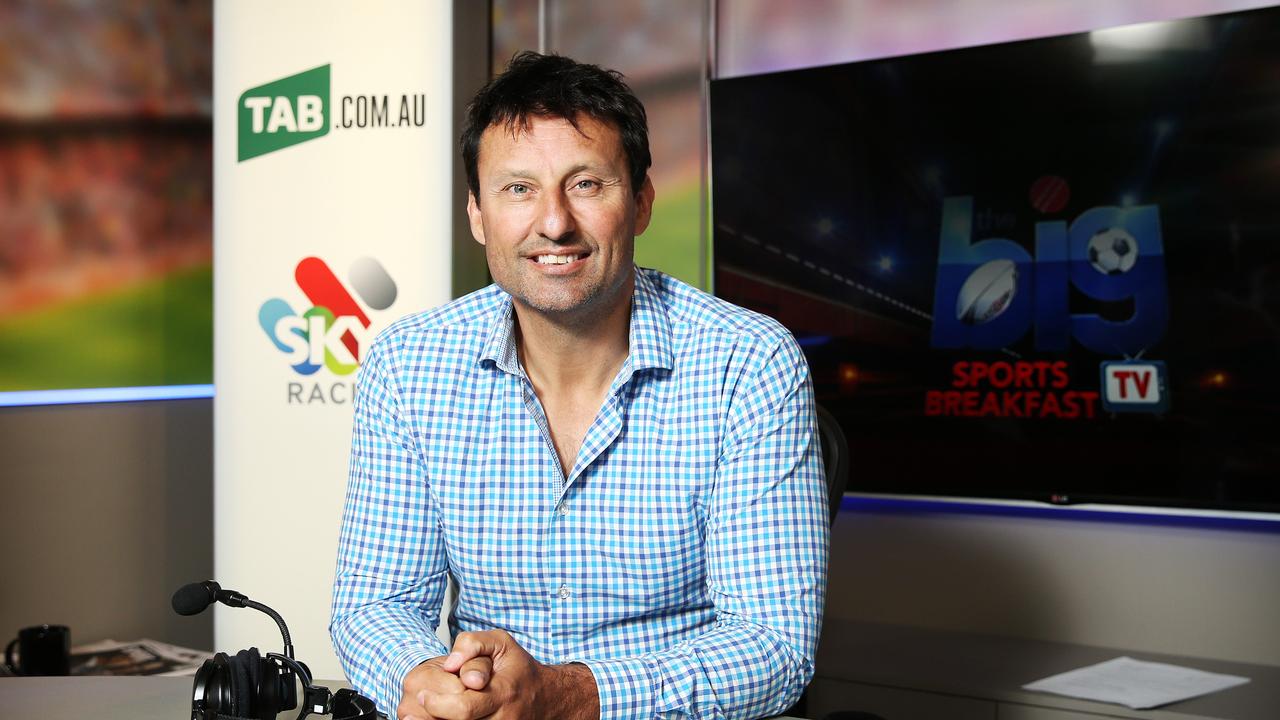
[536,254,580,265]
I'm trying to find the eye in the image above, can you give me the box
[506,183,531,196]
[573,179,599,191]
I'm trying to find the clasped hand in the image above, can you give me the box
[398,629,595,720]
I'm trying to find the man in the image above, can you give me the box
[331,52,828,720]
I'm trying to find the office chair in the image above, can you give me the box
[783,407,882,720]
[807,406,886,720]
[815,404,849,525]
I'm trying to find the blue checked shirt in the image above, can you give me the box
[331,268,829,719]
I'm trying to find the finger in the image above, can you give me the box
[402,659,475,720]
[399,690,424,720]
[408,662,465,700]
[458,655,493,690]
[442,630,505,672]
[423,688,500,720]
[398,696,438,720]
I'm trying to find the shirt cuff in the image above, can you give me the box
[578,655,656,720]
[382,642,446,717]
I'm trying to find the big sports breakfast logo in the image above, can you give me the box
[924,195,1170,420]
[238,64,427,160]
[259,257,397,404]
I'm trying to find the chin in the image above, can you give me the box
[521,292,596,316]
[501,269,628,318]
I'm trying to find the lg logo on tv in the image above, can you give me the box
[929,196,1169,355]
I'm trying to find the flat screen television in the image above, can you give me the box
[710,7,1280,514]
[0,2,212,406]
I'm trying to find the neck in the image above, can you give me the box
[513,282,633,393]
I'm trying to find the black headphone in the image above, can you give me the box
[190,646,377,720]
[172,581,380,720]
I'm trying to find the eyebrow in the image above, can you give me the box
[492,163,609,182]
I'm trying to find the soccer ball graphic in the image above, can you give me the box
[956,259,1017,325]
[1087,228,1138,275]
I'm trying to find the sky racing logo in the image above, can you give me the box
[258,257,396,383]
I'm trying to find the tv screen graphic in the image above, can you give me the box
[0,2,213,398]
[711,8,1280,513]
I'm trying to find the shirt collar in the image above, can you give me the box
[478,298,522,375]
[627,267,674,373]
[477,267,674,375]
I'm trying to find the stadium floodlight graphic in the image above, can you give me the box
[714,222,934,323]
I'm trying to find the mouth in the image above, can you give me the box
[527,250,591,272]
[534,253,584,265]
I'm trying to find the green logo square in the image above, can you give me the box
[238,65,330,161]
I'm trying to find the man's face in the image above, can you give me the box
[467,113,653,320]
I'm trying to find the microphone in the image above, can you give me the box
[172,580,247,615]
[172,580,295,659]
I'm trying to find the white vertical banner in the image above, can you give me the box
[214,2,452,679]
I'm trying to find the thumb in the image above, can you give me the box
[441,630,504,673]
[459,655,493,689]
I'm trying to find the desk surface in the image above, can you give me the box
[815,619,1280,720]
[0,676,804,719]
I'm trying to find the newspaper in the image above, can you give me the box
[69,638,209,677]
[1023,656,1251,709]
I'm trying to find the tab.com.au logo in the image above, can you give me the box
[239,64,428,161]
[258,256,396,404]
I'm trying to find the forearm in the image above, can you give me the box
[581,614,818,720]
[332,342,451,715]
[330,572,451,714]
[577,332,826,719]
[538,662,601,720]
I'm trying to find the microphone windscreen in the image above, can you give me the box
[172,580,221,616]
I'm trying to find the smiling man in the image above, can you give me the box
[331,52,829,720]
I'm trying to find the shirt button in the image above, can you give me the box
[557,584,571,599]
[558,504,569,516]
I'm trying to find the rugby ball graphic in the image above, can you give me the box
[955,259,1017,325]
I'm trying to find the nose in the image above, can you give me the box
[534,187,576,242]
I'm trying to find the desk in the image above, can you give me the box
[808,619,1280,720]
[0,676,804,719]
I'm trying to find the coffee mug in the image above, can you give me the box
[4,624,71,676]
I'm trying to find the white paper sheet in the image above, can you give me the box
[1022,656,1250,709]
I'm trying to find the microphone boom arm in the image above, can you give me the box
[246,599,295,660]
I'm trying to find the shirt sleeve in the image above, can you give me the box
[579,333,830,719]
[330,337,451,716]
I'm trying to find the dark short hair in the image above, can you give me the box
[461,51,651,201]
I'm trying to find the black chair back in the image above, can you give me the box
[814,407,885,720]
[815,404,849,526]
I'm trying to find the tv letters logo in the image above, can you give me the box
[930,196,1168,355]
[239,65,330,161]
[258,257,396,376]
[1101,361,1169,413]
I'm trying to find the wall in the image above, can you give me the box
[0,399,213,652]
[828,508,1280,667]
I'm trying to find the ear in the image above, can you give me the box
[632,175,655,237]
[466,192,486,245]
